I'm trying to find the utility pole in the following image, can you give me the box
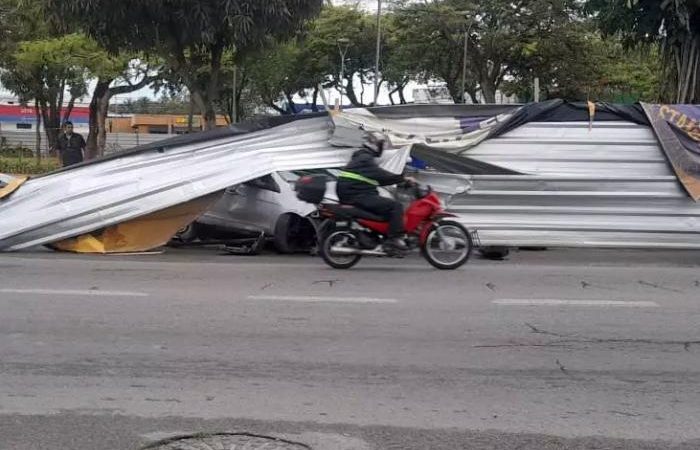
[337,38,350,107]
[461,31,468,104]
[231,65,237,123]
[374,0,382,106]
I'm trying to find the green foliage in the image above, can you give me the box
[388,0,585,103]
[44,0,324,128]
[586,0,700,102]
[0,145,34,158]
[0,155,60,174]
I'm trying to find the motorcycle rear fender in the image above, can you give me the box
[431,212,458,220]
[418,213,458,244]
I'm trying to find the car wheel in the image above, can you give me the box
[273,213,315,254]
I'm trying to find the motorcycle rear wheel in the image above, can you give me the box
[320,229,362,269]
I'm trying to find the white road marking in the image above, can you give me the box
[0,288,149,298]
[248,295,398,304]
[493,299,659,307]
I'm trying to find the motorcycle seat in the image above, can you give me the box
[321,203,385,222]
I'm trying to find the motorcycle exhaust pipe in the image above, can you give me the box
[330,246,387,257]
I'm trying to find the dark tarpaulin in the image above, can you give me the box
[370,103,519,119]
[642,103,700,201]
[410,144,519,175]
[489,99,649,139]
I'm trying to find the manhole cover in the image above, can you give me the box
[143,433,311,450]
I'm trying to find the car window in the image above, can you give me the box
[243,174,281,193]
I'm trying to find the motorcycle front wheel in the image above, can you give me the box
[421,220,473,270]
[319,229,362,269]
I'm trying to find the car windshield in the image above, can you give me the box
[279,169,339,183]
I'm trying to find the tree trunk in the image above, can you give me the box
[63,95,76,124]
[388,88,397,105]
[445,80,461,103]
[267,101,290,115]
[187,95,194,132]
[344,72,363,106]
[191,89,218,129]
[203,103,217,129]
[284,92,296,114]
[97,95,110,157]
[480,77,497,104]
[398,85,407,104]
[34,101,41,164]
[203,45,223,130]
[42,102,60,153]
[311,87,319,112]
[87,79,112,160]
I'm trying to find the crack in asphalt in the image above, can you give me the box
[523,323,700,351]
[475,323,700,352]
[638,280,684,293]
[312,279,341,287]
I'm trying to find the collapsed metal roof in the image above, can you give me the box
[1,101,699,252]
[0,116,408,251]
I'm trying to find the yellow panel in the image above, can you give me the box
[51,192,222,254]
[0,176,28,200]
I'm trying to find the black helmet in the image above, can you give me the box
[363,131,387,157]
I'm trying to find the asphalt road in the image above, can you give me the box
[1,247,700,449]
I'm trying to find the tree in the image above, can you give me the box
[382,13,419,105]
[82,52,160,159]
[587,0,700,103]
[45,0,324,129]
[242,41,306,114]
[301,5,379,106]
[503,30,660,103]
[1,33,91,151]
[0,1,94,151]
[390,0,584,103]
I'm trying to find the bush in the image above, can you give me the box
[0,157,60,175]
[0,146,35,158]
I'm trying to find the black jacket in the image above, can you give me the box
[56,133,86,167]
[337,148,404,201]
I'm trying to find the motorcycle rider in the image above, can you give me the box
[337,131,411,251]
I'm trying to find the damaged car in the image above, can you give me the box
[171,169,393,253]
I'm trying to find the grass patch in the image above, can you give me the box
[0,156,61,175]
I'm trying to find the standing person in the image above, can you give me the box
[55,121,86,167]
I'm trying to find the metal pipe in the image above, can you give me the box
[337,38,350,106]
[374,0,382,106]
[331,246,388,257]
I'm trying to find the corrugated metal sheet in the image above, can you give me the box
[414,172,700,249]
[337,110,700,249]
[0,117,408,251]
[467,121,670,177]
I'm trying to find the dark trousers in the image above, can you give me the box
[350,195,405,237]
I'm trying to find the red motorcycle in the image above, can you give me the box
[297,176,474,270]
